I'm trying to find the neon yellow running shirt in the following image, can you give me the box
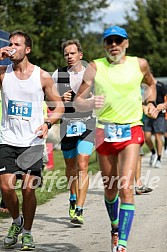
[94,56,143,128]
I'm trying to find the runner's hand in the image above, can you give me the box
[62,90,72,102]
[0,46,15,60]
[144,103,158,119]
[35,124,48,139]
[93,95,105,109]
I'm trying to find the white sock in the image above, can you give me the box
[22,228,31,235]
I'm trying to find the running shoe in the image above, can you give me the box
[69,200,76,219]
[135,185,153,195]
[111,231,118,252]
[149,154,157,166]
[164,149,167,156]
[4,216,24,248]
[117,245,127,251]
[71,208,83,225]
[154,160,161,168]
[21,233,35,251]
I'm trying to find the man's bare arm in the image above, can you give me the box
[138,58,157,102]
[0,66,7,88]
[41,70,64,123]
[74,61,102,112]
[138,58,158,118]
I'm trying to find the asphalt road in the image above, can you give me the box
[0,153,167,252]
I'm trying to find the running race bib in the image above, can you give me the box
[104,123,131,142]
[8,100,32,120]
[66,120,86,137]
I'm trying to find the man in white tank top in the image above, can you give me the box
[52,39,95,226]
[0,30,64,250]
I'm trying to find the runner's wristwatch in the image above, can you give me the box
[44,121,52,129]
[146,101,157,107]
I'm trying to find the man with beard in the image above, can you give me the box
[74,26,158,251]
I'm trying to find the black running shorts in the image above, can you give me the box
[0,144,44,177]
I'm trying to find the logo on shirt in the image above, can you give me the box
[0,167,6,172]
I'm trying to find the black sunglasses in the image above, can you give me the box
[105,37,125,45]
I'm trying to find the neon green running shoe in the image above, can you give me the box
[21,233,35,251]
[4,217,24,248]
[71,208,84,225]
[69,200,76,219]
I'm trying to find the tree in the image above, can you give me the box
[0,0,109,71]
[125,0,167,77]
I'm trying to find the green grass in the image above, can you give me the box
[0,149,99,219]
[142,142,150,154]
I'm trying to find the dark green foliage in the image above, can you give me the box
[0,0,166,76]
[125,0,167,76]
[0,0,109,71]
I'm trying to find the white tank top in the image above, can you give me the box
[1,64,44,147]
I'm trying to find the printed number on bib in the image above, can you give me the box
[8,100,32,120]
[104,123,131,142]
[66,121,86,137]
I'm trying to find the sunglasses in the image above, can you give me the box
[105,37,125,45]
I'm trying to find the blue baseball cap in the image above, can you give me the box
[103,25,128,40]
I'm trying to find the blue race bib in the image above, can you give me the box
[8,100,32,120]
[104,123,131,142]
[66,121,86,137]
